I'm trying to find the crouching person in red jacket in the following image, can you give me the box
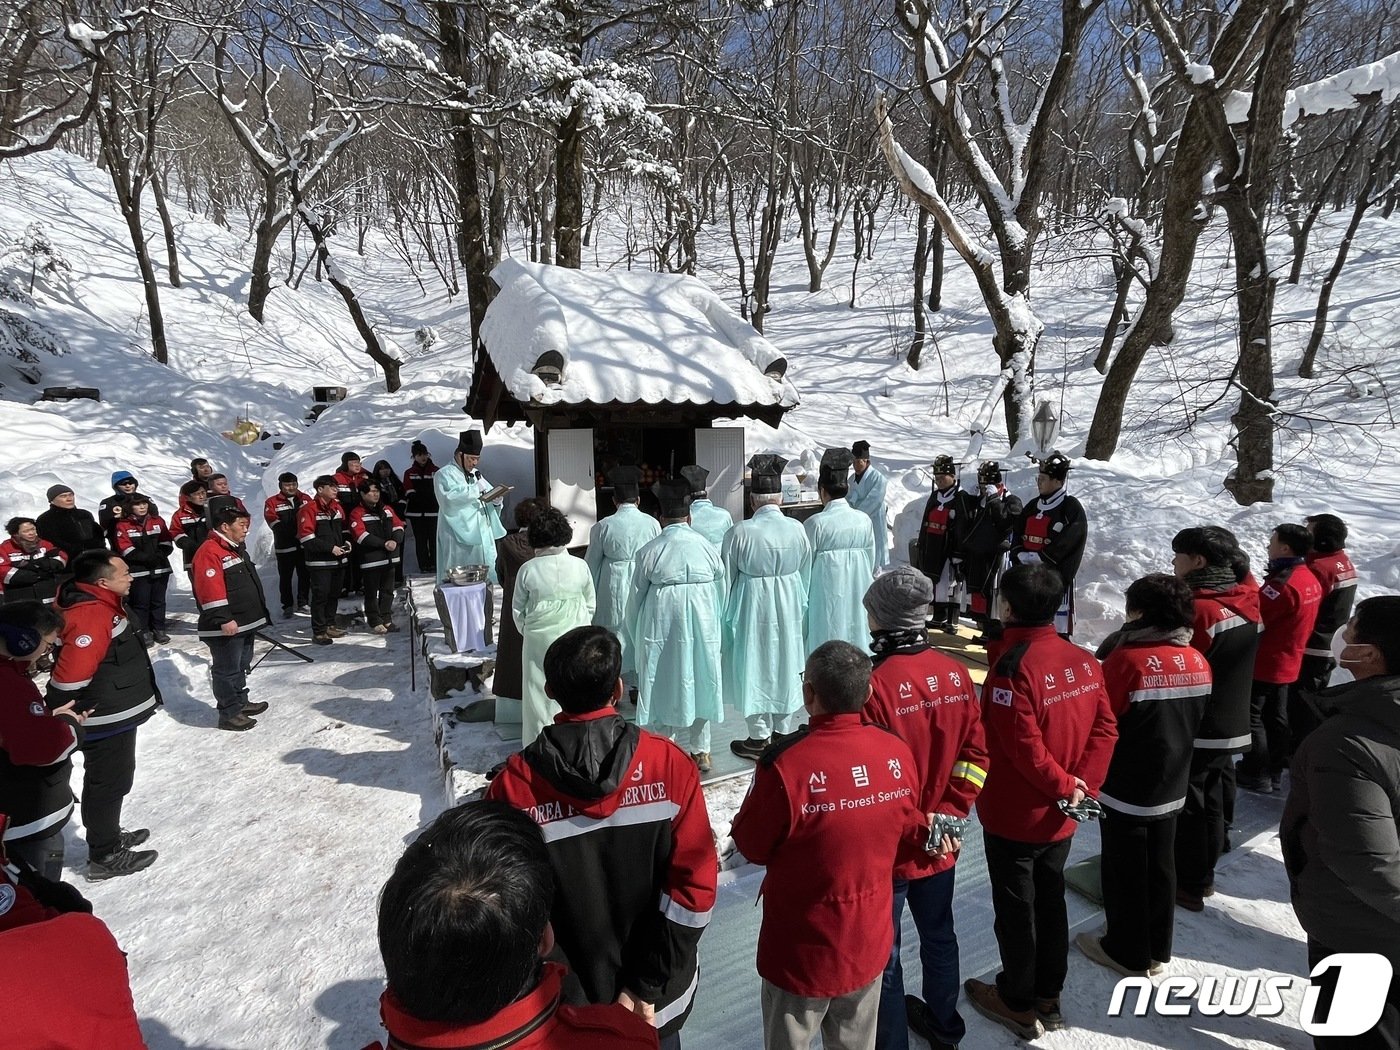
[732,640,928,1050]
[966,563,1118,1040]
[365,800,659,1050]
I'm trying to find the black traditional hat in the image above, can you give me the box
[456,430,484,456]
[653,478,692,518]
[931,454,956,475]
[976,461,1003,485]
[679,464,709,496]
[819,447,853,489]
[609,465,643,502]
[1038,450,1072,481]
[748,454,787,495]
[851,440,871,459]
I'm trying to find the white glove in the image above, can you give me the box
[982,484,998,498]
[1017,551,1040,565]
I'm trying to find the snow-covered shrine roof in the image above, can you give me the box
[478,259,800,415]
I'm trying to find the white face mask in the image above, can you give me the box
[1330,629,1356,684]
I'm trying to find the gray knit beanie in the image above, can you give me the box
[863,565,934,631]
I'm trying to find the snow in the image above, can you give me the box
[3,147,1400,1047]
[1186,61,1215,85]
[1285,48,1400,126]
[480,258,800,411]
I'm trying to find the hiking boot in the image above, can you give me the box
[1176,889,1205,912]
[152,631,171,644]
[218,714,258,732]
[729,736,771,761]
[312,633,333,646]
[1035,997,1065,1032]
[240,700,269,716]
[296,602,310,612]
[119,828,150,849]
[385,622,401,632]
[140,631,155,648]
[325,626,347,638]
[1076,932,1150,978]
[371,623,389,635]
[1270,773,1283,791]
[87,847,158,881]
[904,995,957,1048]
[282,605,295,619]
[964,979,1042,1041]
[692,752,712,773]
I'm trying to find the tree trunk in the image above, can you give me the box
[1094,257,1134,374]
[554,102,584,268]
[296,199,401,392]
[1298,113,1399,377]
[149,165,182,288]
[248,184,282,323]
[908,208,929,369]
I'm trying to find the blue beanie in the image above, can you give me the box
[111,470,136,486]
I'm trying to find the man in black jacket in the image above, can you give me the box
[36,485,105,566]
[1009,452,1087,637]
[960,461,1023,630]
[192,506,271,731]
[1282,595,1400,1050]
[913,455,974,631]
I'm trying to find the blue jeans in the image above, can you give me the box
[876,867,964,1050]
[207,634,255,719]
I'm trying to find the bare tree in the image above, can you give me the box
[878,0,1107,444]
[0,4,108,158]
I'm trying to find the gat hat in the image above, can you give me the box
[1038,451,1072,481]
[977,461,1003,485]
[111,470,137,486]
[653,479,692,519]
[852,440,871,459]
[411,439,428,456]
[278,471,298,484]
[679,465,709,497]
[46,484,73,502]
[340,451,361,465]
[748,454,787,495]
[932,455,956,476]
[819,447,854,489]
[608,465,643,502]
[457,430,484,456]
[863,566,935,632]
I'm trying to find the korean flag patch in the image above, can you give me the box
[992,687,1013,707]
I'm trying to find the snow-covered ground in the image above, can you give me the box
[3,149,1396,1047]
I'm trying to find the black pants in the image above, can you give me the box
[9,827,65,880]
[1308,941,1400,1050]
[1289,655,1334,755]
[983,832,1073,1011]
[1176,749,1232,895]
[206,633,256,720]
[129,574,170,632]
[361,564,395,627]
[1101,811,1178,971]
[309,566,343,634]
[410,516,437,574]
[1242,680,1290,778]
[81,729,138,860]
[275,550,310,610]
